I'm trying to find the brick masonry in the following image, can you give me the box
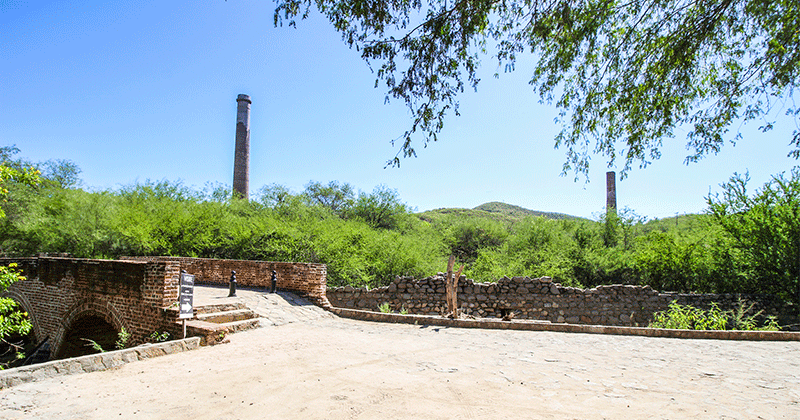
[1,257,182,357]
[327,274,797,327]
[120,256,329,306]
[2,256,329,360]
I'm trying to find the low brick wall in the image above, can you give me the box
[327,274,796,327]
[0,337,201,389]
[120,256,329,306]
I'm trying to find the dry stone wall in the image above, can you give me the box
[327,274,795,326]
[120,256,329,306]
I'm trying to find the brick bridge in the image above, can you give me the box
[2,256,328,360]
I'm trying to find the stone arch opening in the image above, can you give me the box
[56,313,119,360]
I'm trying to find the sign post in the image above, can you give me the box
[179,271,195,338]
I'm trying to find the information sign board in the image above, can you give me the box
[179,272,195,319]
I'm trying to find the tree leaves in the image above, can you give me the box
[274,0,799,176]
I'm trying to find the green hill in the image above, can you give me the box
[416,202,587,226]
[416,207,520,225]
[474,202,587,221]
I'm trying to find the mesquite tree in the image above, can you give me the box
[274,0,799,176]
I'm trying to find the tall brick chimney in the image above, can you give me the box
[233,94,251,200]
[606,171,617,215]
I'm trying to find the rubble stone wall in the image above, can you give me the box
[327,275,795,326]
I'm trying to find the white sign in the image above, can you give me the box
[179,272,195,319]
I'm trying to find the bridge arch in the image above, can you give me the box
[53,299,128,359]
[2,290,43,344]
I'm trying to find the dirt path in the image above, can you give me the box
[2,316,799,419]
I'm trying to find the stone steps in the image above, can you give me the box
[196,308,257,324]
[172,303,262,345]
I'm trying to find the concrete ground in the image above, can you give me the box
[191,284,335,326]
[1,291,799,419]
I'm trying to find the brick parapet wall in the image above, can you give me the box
[1,257,179,356]
[327,275,796,327]
[120,256,329,306]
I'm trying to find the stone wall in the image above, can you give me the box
[1,257,181,357]
[327,274,796,327]
[120,256,329,306]
[0,337,201,389]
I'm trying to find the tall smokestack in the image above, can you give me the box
[606,171,617,215]
[233,94,251,200]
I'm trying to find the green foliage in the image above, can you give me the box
[79,327,130,354]
[303,180,355,217]
[2,149,798,310]
[0,150,39,367]
[474,202,585,221]
[81,338,105,353]
[634,230,713,292]
[275,0,800,174]
[148,331,172,343]
[348,184,410,230]
[115,327,130,350]
[707,168,800,304]
[444,218,508,265]
[378,302,391,313]
[649,300,781,331]
[649,301,729,330]
[0,264,33,368]
[0,147,41,219]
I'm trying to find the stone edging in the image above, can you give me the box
[0,337,202,389]
[328,307,800,341]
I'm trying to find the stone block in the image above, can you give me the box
[78,355,103,373]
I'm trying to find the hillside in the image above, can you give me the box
[474,202,587,221]
[416,202,587,225]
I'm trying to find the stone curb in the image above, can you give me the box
[0,337,202,389]
[328,307,800,341]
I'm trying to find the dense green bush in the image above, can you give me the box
[2,150,798,307]
[649,300,781,331]
[708,169,800,304]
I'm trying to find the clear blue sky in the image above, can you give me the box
[2,0,797,220]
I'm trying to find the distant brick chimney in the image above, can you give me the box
[233,94,251,200]
[606,171,617,215]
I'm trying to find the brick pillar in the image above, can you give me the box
[233,94,251,200]
[606,171,617,215]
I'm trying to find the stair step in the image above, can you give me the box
[181,318,262,345]
[197,309,257,324]
[193,302,248,314]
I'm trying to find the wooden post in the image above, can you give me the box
[445,255,463,318]
[446,256,454,316]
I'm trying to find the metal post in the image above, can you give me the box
[270,270,277,293]
[228,270,237,297]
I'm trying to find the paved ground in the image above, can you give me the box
[191,284,334,326]
[1,292,799,419]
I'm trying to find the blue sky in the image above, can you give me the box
[2,0,797,220]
